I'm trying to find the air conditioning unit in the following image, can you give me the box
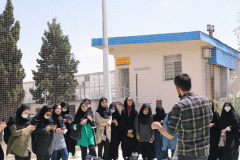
[202,48,211,59]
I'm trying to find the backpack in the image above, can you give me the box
[4,114,16,144]
[3,126,10,144]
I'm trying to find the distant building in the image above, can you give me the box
[23,71,117,115]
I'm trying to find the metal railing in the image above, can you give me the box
[112,87,130,101]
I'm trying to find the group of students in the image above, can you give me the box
[79,96,177,160]
[208,101,240,160]
[1,101,78,160]
[0,96,238,160]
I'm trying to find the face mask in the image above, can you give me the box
[62,108,67,112]
[143,112,148,115]
[44,115,50,119]
[225,106,231,112]
[88,105,91,108]
[110,109,115,113]
[21,114,28,119]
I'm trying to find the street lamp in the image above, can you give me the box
[230,72,238,108]
[42,89,49,104]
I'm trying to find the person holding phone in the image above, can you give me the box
[73,101,97,160]
[95,97,112,160]
[108,103,121,160]
[135,103,155,160]
[6,104,35,160]
[60,101,78,159]
[219,102,239,160]
[120,97,138,160]
[31,105,56,160]
[51,104,68,160]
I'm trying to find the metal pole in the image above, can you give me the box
[233,81,235,108]
[44,90,46,105]
[102,0,112,105]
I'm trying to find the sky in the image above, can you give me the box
[0,0,240,82]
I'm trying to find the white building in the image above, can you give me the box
[23,71,116,115]
[92,31,240,112]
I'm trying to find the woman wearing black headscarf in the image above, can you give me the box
[153,106,166,160]
[120,97,138,160]
[83,98,94,118]
[51,104,68,160]
[208,100,220,160]
[108,103,121,160]
[0,121,6,160]
[73,101,96,160]
[135,104,155,160]
[219,102,239,160]
[6,104,35,160]
[60,101,77,158]
[95,97,112,160]
[31,105,56,160]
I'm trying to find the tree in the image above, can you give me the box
[234,24,240,51]
[30,18,79,104]
[0,0,26,119]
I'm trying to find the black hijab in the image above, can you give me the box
[123,97,136,116]
[138,103,152,125]
[74,101,90,124]
[220,102,236,129]
[96,97,111,119]
[31,105,54,126]
[109,103,120,120]
[61,101,70,117]
[153,105,166,122]
[82,98,94,119]
[209,100,215,113]
[8,104,31,127]
[52,104,64,129]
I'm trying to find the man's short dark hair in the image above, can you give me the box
[174,73,191,91]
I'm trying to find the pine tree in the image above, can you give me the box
[0,0,26,119]
[30,18,79,104]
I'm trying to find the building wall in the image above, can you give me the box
[111,41,208,113]
[23,81,35,104]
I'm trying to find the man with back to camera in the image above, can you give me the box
[152,73,212,160]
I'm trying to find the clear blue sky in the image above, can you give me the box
[0,0,240,82]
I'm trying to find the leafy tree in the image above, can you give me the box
[0,0,26,119]
[30,18,79,104]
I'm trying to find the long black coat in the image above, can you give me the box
[120,108,138,140]
[109,104,121,160]
[32,124,54,155]
[219,103,239,149]
[31,105,55,156]
[208,111,220,160]
[120,98,138,158]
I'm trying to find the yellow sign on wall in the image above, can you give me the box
[116,57,130,67]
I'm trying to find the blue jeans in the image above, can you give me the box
[51,148,68,160]
[154,129,163,160]
[178,155,208,160]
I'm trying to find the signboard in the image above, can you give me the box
[116,57,130,67]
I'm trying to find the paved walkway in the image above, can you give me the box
[3,144,240,160]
